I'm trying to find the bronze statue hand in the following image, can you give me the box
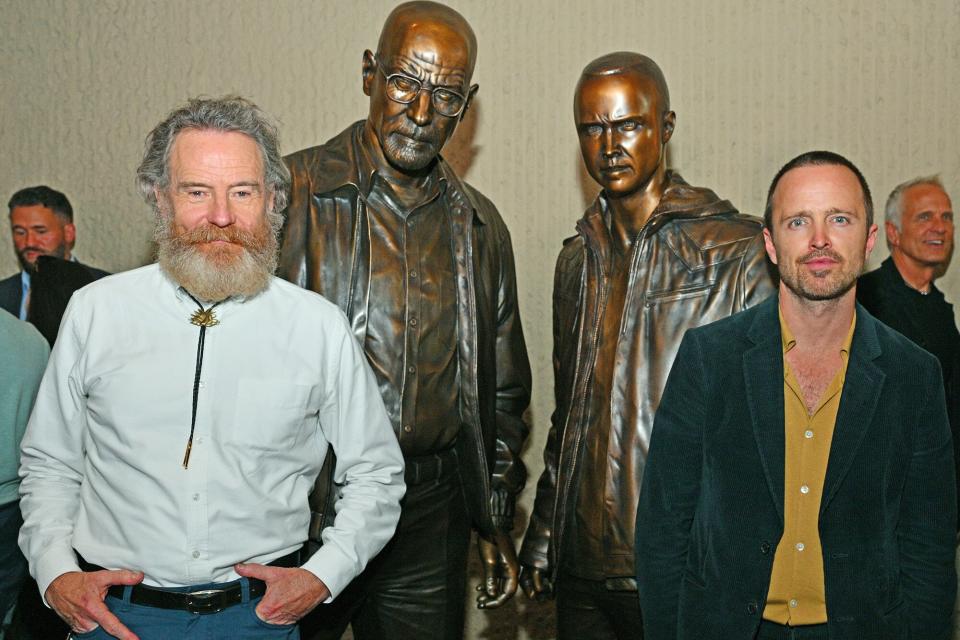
[519,563,554,601]
[475,531,519,609]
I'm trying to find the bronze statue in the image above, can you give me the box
[278,2,531,639]
[518,52,774,639]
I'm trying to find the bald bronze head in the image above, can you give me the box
[362,1,479,178]
[575,52,675,200]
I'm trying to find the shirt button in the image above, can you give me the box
[804,430,814,439]
[407,221,415,228]
[796,542,805,552]
[409,317,418,326]
[403,424,413,433]
[192,493,200,501]
[800,484,810,494]
[407,365,416,374]
[789,599,798,608]
[192,551,200,559]
[409,270,418,279]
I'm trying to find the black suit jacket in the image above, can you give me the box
[636,295,957,640]
[0,272,21,317]
[0,258,109,343]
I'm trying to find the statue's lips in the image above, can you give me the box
[393,132,436,148]
[600,164,631,175]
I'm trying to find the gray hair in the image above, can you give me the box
[884,175,946,231]
[136,95,290,214]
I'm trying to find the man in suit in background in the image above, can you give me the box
[636,151,956,639]
[1,185,108,325]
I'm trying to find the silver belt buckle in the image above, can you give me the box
[185,588,229,615]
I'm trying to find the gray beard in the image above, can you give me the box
[155,210,282,302]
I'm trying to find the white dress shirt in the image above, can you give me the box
[19,263,404,601]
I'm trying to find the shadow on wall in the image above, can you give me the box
[443,98,481,180]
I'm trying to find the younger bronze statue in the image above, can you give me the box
[279,2,531,639]
[519,52,774,639]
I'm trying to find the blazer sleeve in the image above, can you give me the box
[635,330,706,640]
[900,361,957,638]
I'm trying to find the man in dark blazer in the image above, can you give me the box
[1,186,107,338]
[636,151,957,640]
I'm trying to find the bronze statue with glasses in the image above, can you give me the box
[278,2,532,639]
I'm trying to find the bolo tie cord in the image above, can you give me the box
[183,291,224,469]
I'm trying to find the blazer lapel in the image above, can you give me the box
[820,305,885,515]
[743,298,787,525]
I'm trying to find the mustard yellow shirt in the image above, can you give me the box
[762,309,856,625]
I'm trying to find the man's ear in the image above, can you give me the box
[865,223,879,259]
[885,221,900,248]
[63,223,76,252]
[763,227,779,266]
[362,50,377,97]
[662,111,676,145]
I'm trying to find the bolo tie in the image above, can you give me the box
[182,290,224,469]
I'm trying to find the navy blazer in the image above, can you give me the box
[0,272,22,317]
[636,295,957,640]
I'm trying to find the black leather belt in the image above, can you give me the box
[76,549,301,615]
[404,446,458,485]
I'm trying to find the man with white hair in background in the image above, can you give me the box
[18,95,404,640]
[857,176,960,521]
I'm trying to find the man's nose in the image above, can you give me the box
[206,194,235,227]
[406,89,434,126]
[24,230,41,246]
[810,222,830,249]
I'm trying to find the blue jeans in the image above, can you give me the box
[0,500,27,628]
[71,578,299,639]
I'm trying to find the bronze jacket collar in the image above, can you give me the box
[307,121,488,227]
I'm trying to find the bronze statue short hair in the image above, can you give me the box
[577,52,670,116]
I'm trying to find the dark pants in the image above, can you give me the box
[69,579,297,639]
[300,451,469,640]
[754,620,829,640]
[0,501,27,628]
[555,574,643,640]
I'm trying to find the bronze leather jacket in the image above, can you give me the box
[520,172,774,579]
[278,122,531,539]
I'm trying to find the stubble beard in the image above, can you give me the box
[155,206,282,302]
[778,248,862,302]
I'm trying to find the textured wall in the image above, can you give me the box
[2,1,960,638]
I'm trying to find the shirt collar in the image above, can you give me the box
[779,305,856,356]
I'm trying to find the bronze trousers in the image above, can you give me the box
[300,451,469,640]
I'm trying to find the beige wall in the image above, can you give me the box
[3,1,960,638]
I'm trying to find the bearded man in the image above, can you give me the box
[17,96,405,640]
